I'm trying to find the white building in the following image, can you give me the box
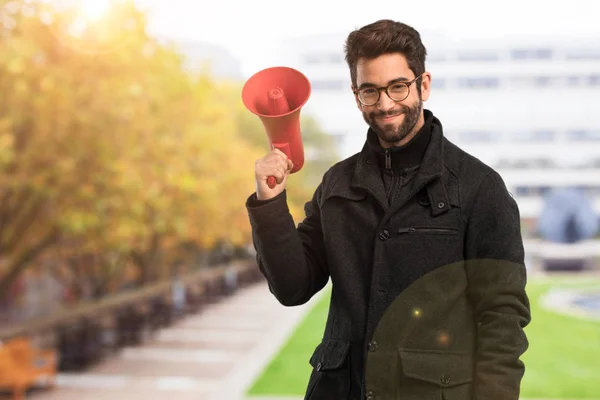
[167,38,243,80]
[271,32,600,236]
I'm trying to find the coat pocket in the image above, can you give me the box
[399,348,473,400]
[397,226,458,235]
[305,339,351,400]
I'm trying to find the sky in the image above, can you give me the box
[132,0,600,77]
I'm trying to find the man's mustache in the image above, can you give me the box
[372,106,408,119]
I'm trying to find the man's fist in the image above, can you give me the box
[255,148,294,201]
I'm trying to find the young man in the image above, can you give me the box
[246,19,531,400]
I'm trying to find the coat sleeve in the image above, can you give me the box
[463,170,532,400]
[245,185,329,306]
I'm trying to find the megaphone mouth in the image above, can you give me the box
[241,66,311,118]
[241,66,309,176]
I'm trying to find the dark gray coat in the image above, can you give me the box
[246,111,531,400]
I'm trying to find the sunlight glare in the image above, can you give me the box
[80,0,112,21]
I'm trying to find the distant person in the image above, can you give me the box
[246,19,531,400]
[172,268,186,316]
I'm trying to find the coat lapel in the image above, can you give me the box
[351,146,389,212]
[350,114,450,219]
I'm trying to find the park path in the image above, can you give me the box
[21,269,600,400]
[27,280,322,400]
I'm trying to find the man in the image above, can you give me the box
[246,19,531,400]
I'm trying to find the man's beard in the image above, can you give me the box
[363,99,423,145]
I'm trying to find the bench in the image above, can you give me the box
[0,338,57,399]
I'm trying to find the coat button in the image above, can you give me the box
[441,374,450,385]
[368,341,379,352]
[379,230,390,241]
[437,201,445,209]
[316,362,323,371]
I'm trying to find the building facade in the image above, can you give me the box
[272,32,600,236]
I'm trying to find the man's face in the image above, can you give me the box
[354,53,431,147]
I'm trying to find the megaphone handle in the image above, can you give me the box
[267,142,291,189]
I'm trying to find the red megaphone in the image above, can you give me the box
[242,66,311,189]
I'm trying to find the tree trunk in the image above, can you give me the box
[0,228,59,295]
[130,232,161,284]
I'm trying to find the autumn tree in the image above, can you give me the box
[0,0,339,299]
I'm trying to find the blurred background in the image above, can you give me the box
[0,0,598,399]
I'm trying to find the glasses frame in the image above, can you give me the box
[353,73,423,106]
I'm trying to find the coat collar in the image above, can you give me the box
[365,109,434,171]
[351,110,450,215]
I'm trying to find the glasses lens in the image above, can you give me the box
[359,88,379,105]
[388,83,409,101]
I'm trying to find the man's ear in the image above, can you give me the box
[351,85,363,111]
[420,72,432,102]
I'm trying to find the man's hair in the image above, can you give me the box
[344,19,427,90]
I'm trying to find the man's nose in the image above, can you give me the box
[376,91,396,111]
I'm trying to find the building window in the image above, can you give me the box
[513,130,556,142]
[459,131,499,142]
[534,76,560,87]
[458,77,500,88]
[566,130,600,141]
[430,78,445,89]
[304,53,342,65]
[514,186,552,196]
[310,80,345,91]
[588,75,600,86]
[511,48,553,60]
[511,76,581,88]
[567,76,582,86]
[457,51,499,61]
[565,48,600,60]
[532,131,556,141]
[560,75,600,86]
[515,186,532,196]
[510,76,536,87]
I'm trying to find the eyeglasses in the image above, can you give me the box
[353,73,423,106]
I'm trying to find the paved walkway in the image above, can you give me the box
[27,279,324,400]
[16,273,599,400]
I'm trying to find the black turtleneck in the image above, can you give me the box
[366,109,434,206]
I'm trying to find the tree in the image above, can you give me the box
[0,0,339,298]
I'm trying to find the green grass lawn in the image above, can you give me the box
[519,275,600,398]
[247,275,600,398]
[247,285,332,396]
